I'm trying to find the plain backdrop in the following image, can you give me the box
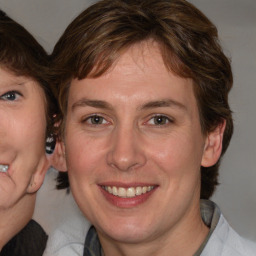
[0,0,255,242]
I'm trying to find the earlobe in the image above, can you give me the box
[26,156,50,194]
[201,120,226,167]
[26,140,67,194]
[48,140,67,172]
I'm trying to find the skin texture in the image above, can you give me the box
[0,68,51,249]
[63,41,225,256]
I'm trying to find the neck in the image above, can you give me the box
[99,203,209,256]
[0,193,35,250]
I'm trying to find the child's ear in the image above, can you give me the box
[201,120,226,167]
[48,140,67,172]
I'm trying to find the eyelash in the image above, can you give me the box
[146,115,174,126]
[82,114,173,127]
[0,90,22,101]
[82,114,110,126]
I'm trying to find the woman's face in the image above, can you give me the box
[0,68,49,210]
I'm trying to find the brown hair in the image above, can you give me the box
[0,10,59,138]
[52,0,233,199]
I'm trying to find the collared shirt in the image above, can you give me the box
[83,200,256,256]
[83,200,220,256]
[195,200,221,255]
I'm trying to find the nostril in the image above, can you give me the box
[106,128,146,171]
[107,148,146,172]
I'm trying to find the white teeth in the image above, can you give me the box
[107,186,112,194]
[0,165,9,173]
[113,186,118,196]
[126,187,135,198]
[135,187,142,196]
[118,187,126,198]
[103,185,154,198]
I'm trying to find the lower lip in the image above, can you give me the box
[99,186,157,208]
[0,170,10,178]
[0,167,8,174]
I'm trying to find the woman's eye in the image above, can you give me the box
[148,115,172,126]
[0,91,21,101]
[85,115,108,125]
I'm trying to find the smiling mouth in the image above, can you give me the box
[0,165,9,173]
[102,185,155,198]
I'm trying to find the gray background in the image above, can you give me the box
[0,0,255,241]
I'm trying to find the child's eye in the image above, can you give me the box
[147,115,173,126]
[85,115,108,125]
[0,91,21,101]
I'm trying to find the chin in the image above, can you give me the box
[98,219,155,243]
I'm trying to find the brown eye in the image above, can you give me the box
[86,115,107,125]
[152,116,170,125]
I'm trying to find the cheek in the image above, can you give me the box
[147,132,204,176]
[19,113,46,152]
[5,115,43,146]
[65,134,102,177]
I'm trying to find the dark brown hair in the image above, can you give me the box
[0,10,59,138]
[52,0,233,199]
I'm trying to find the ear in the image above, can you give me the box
[48,140,67,172]
[201,120,226,167]
[26,156,50,194]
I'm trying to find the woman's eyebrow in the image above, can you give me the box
[71,98,113,111]
[0,82,29,94]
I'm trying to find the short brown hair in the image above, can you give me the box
[0,10,59,137]
[52,0,233,199]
